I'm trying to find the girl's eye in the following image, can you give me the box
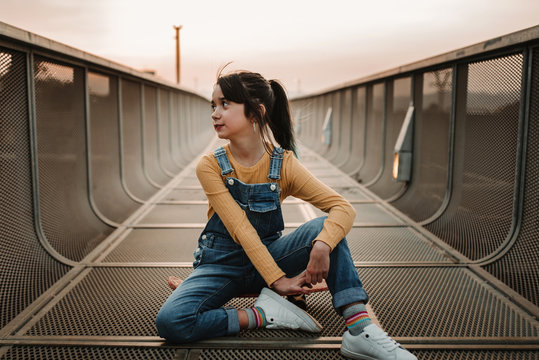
[222,101,229,107]
[211,104,216,111]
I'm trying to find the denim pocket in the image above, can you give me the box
[248,195,278,213]
[248,199,277,213]
[235,199,248,210]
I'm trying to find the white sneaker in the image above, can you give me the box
[341,324,417,360]
[254,288,323,333]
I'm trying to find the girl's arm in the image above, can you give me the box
[196,155,287,287]
[283,153,356,250]
[282,152,356,284]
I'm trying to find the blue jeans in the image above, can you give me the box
[155,216,368,343]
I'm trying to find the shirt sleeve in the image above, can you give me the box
[195,155,286,286]
[282,153,356,250]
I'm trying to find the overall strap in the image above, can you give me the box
[268,147,284,180]
[213,147,234,176]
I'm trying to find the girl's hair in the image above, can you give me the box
[216,69,296,155]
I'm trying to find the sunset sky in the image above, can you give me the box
[2,0,538,96]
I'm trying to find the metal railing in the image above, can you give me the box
[291,25,539,315]
[1,21,538,358]
[0,21,213,331]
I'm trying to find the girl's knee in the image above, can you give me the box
[155,304,196,343]
[330,237,353,262]
[303,216,327,237]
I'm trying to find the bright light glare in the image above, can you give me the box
[393,153,399,180]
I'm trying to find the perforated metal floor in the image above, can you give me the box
[1,145,537,360]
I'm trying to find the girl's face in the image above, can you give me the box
[211,85,253,141]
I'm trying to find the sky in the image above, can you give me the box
[1,0,538,97]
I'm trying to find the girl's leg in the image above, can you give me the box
[155,264,243,343]
[251,216,369,310]
[256,216,416,359]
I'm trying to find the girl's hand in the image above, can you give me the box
[306,241,331,285]
[270,272,309,296]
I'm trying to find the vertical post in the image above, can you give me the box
[173,25,183,84]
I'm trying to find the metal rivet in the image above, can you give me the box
[228,179,234,186]
[201,234,207,240]
[270,184,276,191]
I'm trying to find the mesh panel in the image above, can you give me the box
[319,94,332,156]
[162,189,207,201]
[176,94,191,161]
[3,348,537,360]
[103,228,201,262]
[176,176,202,187]
[0,48,69,330]
[326,92,342,160]
[88,72,140,222]
[483,47,539,306]
[347,227,448,262]
[360,267,538,338]
[195,350,539,360]
[143,86,170,185]
[332,187,370,201]
[298,97,316,145]
[283,204,311,223]
[353,203,402,225]
[169,92,183,166]
[341,87,367,175]
[27,268,192,336]
[170,91,185,167]
[121,79,157,199]
[197,349,345,360]
[367,77,410,198]
[334,89,352,165]
[1,346,178,360]
[34,56,113,261]
[139,204,208,224]
[312,203,403,225]
[158,88,180,174]
[413,351,539,360]
[426,54,523,260]
[392,68,452,221]
[357,83,384,183]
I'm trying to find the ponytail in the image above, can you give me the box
[268,80,297,155]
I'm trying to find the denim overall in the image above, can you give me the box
[156,147,369,343]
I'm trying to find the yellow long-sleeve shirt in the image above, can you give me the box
[195,144,356,286]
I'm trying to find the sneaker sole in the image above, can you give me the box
[341,347,376,360]
[260,288,323,333]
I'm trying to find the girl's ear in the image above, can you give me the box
[259,104,266,117]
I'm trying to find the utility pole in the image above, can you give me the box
[173,25,182,84]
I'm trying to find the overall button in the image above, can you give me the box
[270,184,276,191]
[228,179,235,186]
[201,234,207,240]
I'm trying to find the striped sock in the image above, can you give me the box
[245,306,266,329]
[343,303,371,335]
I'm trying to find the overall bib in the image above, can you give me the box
[156,147,368,343]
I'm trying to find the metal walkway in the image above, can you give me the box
[1,22,539,360]
[1,138,537,359]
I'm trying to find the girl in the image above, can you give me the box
[155,70,416,360]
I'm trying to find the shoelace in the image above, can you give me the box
[371,330,400,351]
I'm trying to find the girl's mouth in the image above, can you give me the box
[214,124,223,131]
